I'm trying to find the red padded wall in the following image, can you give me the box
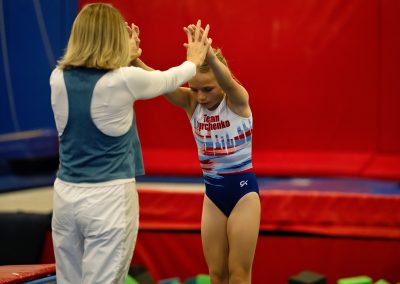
[79,0,400,179]
[381,0,400,153]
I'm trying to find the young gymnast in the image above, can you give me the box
[49,4,210,283]
[132,23,260,284]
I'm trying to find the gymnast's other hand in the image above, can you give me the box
[126,22,142,61]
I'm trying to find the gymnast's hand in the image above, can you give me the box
[184,20,212,67]
[126,22,142,61]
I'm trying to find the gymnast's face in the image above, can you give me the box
[189,72,224,111]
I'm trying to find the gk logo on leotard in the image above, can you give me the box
[240,180,248,187]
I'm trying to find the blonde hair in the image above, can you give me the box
[58,3,130,70]
[198,48,243,84]
[198,48,227,73]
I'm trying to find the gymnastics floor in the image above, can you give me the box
[1,175,400,283]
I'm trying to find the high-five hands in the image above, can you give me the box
[184,20,212,67]
[184,22,215,62]
[125,20,211,66]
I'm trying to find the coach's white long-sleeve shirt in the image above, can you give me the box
[50,61,195,137]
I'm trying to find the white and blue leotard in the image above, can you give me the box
[190,97,259,216]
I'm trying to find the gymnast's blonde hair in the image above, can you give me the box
[198,48,227,73]
[198,48,243,85]
[58,3,130,70]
